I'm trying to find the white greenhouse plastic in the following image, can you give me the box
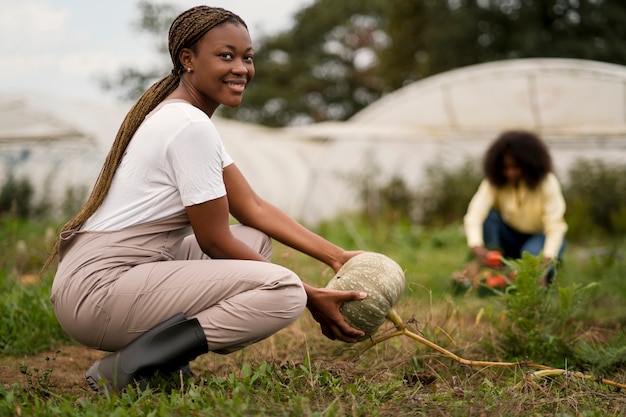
[2,58,625,224]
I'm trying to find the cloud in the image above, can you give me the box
[0,1,157,89]
[0,0,315,101]
[0,3,73,52]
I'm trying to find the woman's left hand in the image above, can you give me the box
[540,257,554,287]
[305,285,366,343]
[329,250,363,273]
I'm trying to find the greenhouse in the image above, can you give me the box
[1,58,625,224]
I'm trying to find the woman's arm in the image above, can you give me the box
[223,164,360,271]
[464,179,496,265]
[185,195,267,261]
[541,173,568,260]
[223,163,367,342]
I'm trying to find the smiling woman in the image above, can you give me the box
[168,21,256,115]
[43,5,368,396]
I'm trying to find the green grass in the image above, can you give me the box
[1,215,625,416]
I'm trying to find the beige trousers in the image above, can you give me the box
[50,214,307,354]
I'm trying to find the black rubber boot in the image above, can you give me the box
[85,313,208,395]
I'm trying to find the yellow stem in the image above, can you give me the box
[352,309,626,391]
[514,368,626,391]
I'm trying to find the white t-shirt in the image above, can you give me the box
[82,100,233,231]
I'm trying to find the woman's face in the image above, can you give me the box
[183,22,255,114]
[502,154,522,185]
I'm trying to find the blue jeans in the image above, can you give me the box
[483,210,565,282]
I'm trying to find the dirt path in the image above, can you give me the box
[0,345,104,396]
[0,323,329,397]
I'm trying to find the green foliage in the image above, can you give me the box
[338,154,419,228]
[1,158,626,414]
[221,0,390,126]
[198,359,402,413]
[0,176,34,218]
[316,215,470,296]
[0,271,72,355]
[2,360,404,417]
[1,217,56,274]
[20,353,59,398]
[577,331,626,375]
[246,0,626,125]
[342,157,626,243]
[0,174,88,223]
[0,217,625,415]
[377,0,626,95]
[109,1,626,127]
[0,217,72,355]
[574,244,626,323]
[342,156,481,228]
[380,0,487,87]
[414,159,482,226]
[493,253,598,368]
[99,1,182,100]
[563,158,626,240]
[4,355,624,416]
[60,185,88,221]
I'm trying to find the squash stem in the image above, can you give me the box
[513,368,626,391]
[349,309,626,391]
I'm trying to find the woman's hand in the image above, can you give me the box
[472,246,502,268]
[472,246,489,266]
[540,257,554,287]
[329,250,364,273]
[304,284,366,343]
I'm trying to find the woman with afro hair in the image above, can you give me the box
[463,130,567,286]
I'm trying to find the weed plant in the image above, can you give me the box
[0,271,72,355]
[488,253,597,368]
[564,159,626,239]
[0,176,34,218]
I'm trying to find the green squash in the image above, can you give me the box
[326,252,405,340]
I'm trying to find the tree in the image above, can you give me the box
[219,0,390,126]
[99,1,182,101]
[106,1,626,126]
[377,0,626,90]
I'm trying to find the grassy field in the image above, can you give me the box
[1,216,625,416]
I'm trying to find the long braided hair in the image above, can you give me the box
[43,6,247,271]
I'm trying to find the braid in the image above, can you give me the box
[57,75,178,235]
[43,6,247,272]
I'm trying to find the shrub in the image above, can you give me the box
[347,157,482,228]
[0,174,88,222]
[0,176,34,218]
[563,159,626,240]
[60,185,88,220]
[493,253,597,368]
[346,157,626,243]
[413,158,482,226]
[0,271,72,355]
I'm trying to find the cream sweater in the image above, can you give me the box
[463,172,567,258]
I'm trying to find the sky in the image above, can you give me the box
[0,0,314,103]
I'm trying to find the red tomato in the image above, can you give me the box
[486,274,507,287]
[486,250,502,267]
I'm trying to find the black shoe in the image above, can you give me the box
[86,313,208,395]
[135,362,195,392]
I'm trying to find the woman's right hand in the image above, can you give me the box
[304,284,366,343]
[472,246,502,268]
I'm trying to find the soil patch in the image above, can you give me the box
[0,345,104,396]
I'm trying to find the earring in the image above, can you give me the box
[187,67,192,73]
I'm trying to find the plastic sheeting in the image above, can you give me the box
[2,58,626,225]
